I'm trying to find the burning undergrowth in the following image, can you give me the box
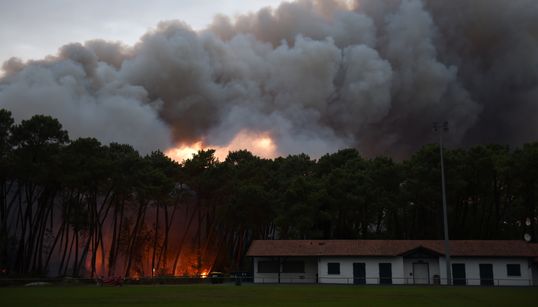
[45,194,221,278]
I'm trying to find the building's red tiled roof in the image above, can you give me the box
[246,240,538,258]
[531,244,538,262]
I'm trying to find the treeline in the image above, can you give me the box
[0,109,537,277]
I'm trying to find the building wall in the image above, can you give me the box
[402,258,441,284]
[253,257,317,283]
[532,263,538,286]
[438,257,532,286]
[317,257,405,284]
[252,256,534,286]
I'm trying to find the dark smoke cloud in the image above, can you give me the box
[1,0,537,157]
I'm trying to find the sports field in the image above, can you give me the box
[1,284,537,306]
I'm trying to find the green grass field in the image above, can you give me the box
[1,284,537,306]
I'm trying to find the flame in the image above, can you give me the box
[166,141,204,162]
[83,216,216,279]
[221,130,278,159]
[166,130,279,162]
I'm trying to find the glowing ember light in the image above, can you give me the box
[200,271,209,278]
[165,141,204,162]
[254,136,273,151]
[166,130,279,162]
[220,130,278,159]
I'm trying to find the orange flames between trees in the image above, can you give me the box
[85,239,215,279]
[3,115,273,280]
[78,192,224,278]
[83,209,219,279]
[82,130,278,278]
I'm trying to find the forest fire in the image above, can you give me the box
[75,130,275,279]
[166,141,205,163]
[166,130,279,162]
[73,196,221,280]
[2,0,538,289]
[84,244,214,279]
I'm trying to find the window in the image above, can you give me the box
[282,261,305,273]
[506,264,521,277]
[327,263,340,275]
[258,261,279,273]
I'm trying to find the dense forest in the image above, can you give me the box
[0,109,537,278]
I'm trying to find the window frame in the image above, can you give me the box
[506,264,521,277]
[327,262,340,275]
[282,261,305,273]
[257,260,279,273]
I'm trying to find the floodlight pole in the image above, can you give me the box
[434,122,452,285]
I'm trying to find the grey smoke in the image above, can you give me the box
[1,0,537,157]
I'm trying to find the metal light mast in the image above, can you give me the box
[434,121,452,285]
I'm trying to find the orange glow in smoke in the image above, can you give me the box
[166,130,279,162]
[166,141,205,162]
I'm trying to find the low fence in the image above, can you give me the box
[0,275,253,287]
[1,275,534,287]
[255,276,535,286]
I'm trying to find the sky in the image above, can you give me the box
[0,0,286,65]
[2,0,537,158]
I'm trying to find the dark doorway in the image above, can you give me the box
[479,264,494,286]
[353,263,366,284]
[379,263,392,284]
[452,263,466,285]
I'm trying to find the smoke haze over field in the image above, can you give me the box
[1,0,537,157]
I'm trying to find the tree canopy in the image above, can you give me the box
[0,109,536,277]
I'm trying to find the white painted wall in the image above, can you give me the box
[439,257,532,286]
[253,257,317,283]
[403,258,440,284]
[317,257,405,285]
[533,263,538,286]
[253,256,534,286]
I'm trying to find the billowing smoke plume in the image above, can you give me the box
[1,0,537,157]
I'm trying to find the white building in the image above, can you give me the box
[247,240,538,286]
